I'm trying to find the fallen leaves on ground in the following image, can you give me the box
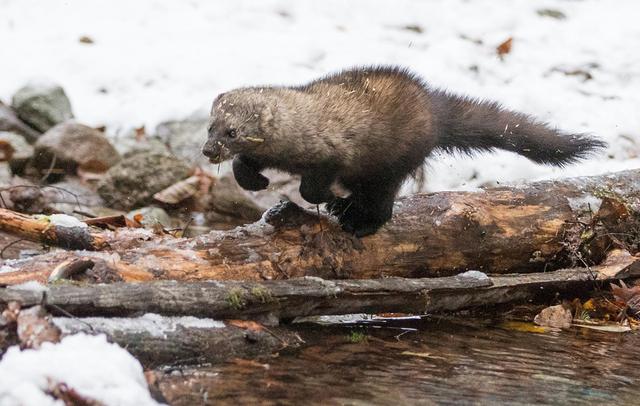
[16,305,62,349]
[499,321,548,334]
[496,37,513,57]
[610,280,640,314]
[227,320,265,332]
[534,304,572,328]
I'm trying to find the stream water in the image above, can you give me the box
[159,317,640,405]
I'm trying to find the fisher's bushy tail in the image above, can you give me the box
[431,90,606,166]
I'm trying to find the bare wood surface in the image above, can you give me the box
[0,169,638,284]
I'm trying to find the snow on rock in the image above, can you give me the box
[54,313,226,338]
[0,334,160,406]
[458,270,490,282]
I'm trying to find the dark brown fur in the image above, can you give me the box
[202,66,605,236]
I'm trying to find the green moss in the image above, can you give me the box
[348,330,368,344]
[250,286,274,304]
[226,288,247,310]
[592,187,627,204]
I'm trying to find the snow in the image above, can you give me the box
[458,270,490,282]
[0,334,160,406]
[47,214,88,229]
[7,281,49,292]
[1,0,638,191]
[54,313,225,337]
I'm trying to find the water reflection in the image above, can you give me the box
[160,317,640,405]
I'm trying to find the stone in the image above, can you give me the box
[97,152,192,211]
[0,131,34,175]
[32,122,121,180]
[44,178,106,215]
[112,135,172,159]
[127,206,172,228]
[533,305,573,329]
[11,82,74,132]
[154,111,209,164]
[0,101,41,142]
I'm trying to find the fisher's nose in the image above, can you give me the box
[201,138,221,158]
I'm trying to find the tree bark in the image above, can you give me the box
[54,317,302,368]
[2,250,636,321]
[0,169,638,284]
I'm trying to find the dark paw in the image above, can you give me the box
[236,173,269,191]
[233,156,269,191]
[340,215,384,238]
[299,184,333,204]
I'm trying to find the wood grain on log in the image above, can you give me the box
[2,252,636,321]
[0,169,638,284]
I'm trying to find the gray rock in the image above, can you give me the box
[204,173,266,224]
[0,101,41,142]
[97,152,192,210]
[11,82,74,132]
[0,131,34,174]
[32,122,121,180]
[0,162,12,187]
[127,206,172,228]
[44,178,105,214]
[111,133,172,158]
[154,112,209,164]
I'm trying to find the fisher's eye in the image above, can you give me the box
[226,129,237,138]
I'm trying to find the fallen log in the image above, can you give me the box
[53,316,302,368]
[2,251,637,321]
[0,209,108,250]
[0,169,638,283]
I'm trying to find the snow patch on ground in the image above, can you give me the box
[54,313,225,337]
[0,334,160,406]
[0,0,638,191]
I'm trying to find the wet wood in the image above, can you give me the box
[0,169,638,284]
[54,318,302,368]
[2,253,637,321]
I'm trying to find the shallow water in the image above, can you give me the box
[160,317,640,405]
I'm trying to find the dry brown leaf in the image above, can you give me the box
[231,358,270,369]
[227,319,265,332]
[17,305,61,349]
[135,126,146,141]
[47,380,103,406]
[496,37,513,57]
[499,321,548,333]
[83,214,128,229]
[534,304,572,329]
[78,35,94,45]
[2,301,21,323]
[0,140,15,161]
[48,259,95,282]
[595,249,638,279]
[153,176,201,205]
[611,280,640,314]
